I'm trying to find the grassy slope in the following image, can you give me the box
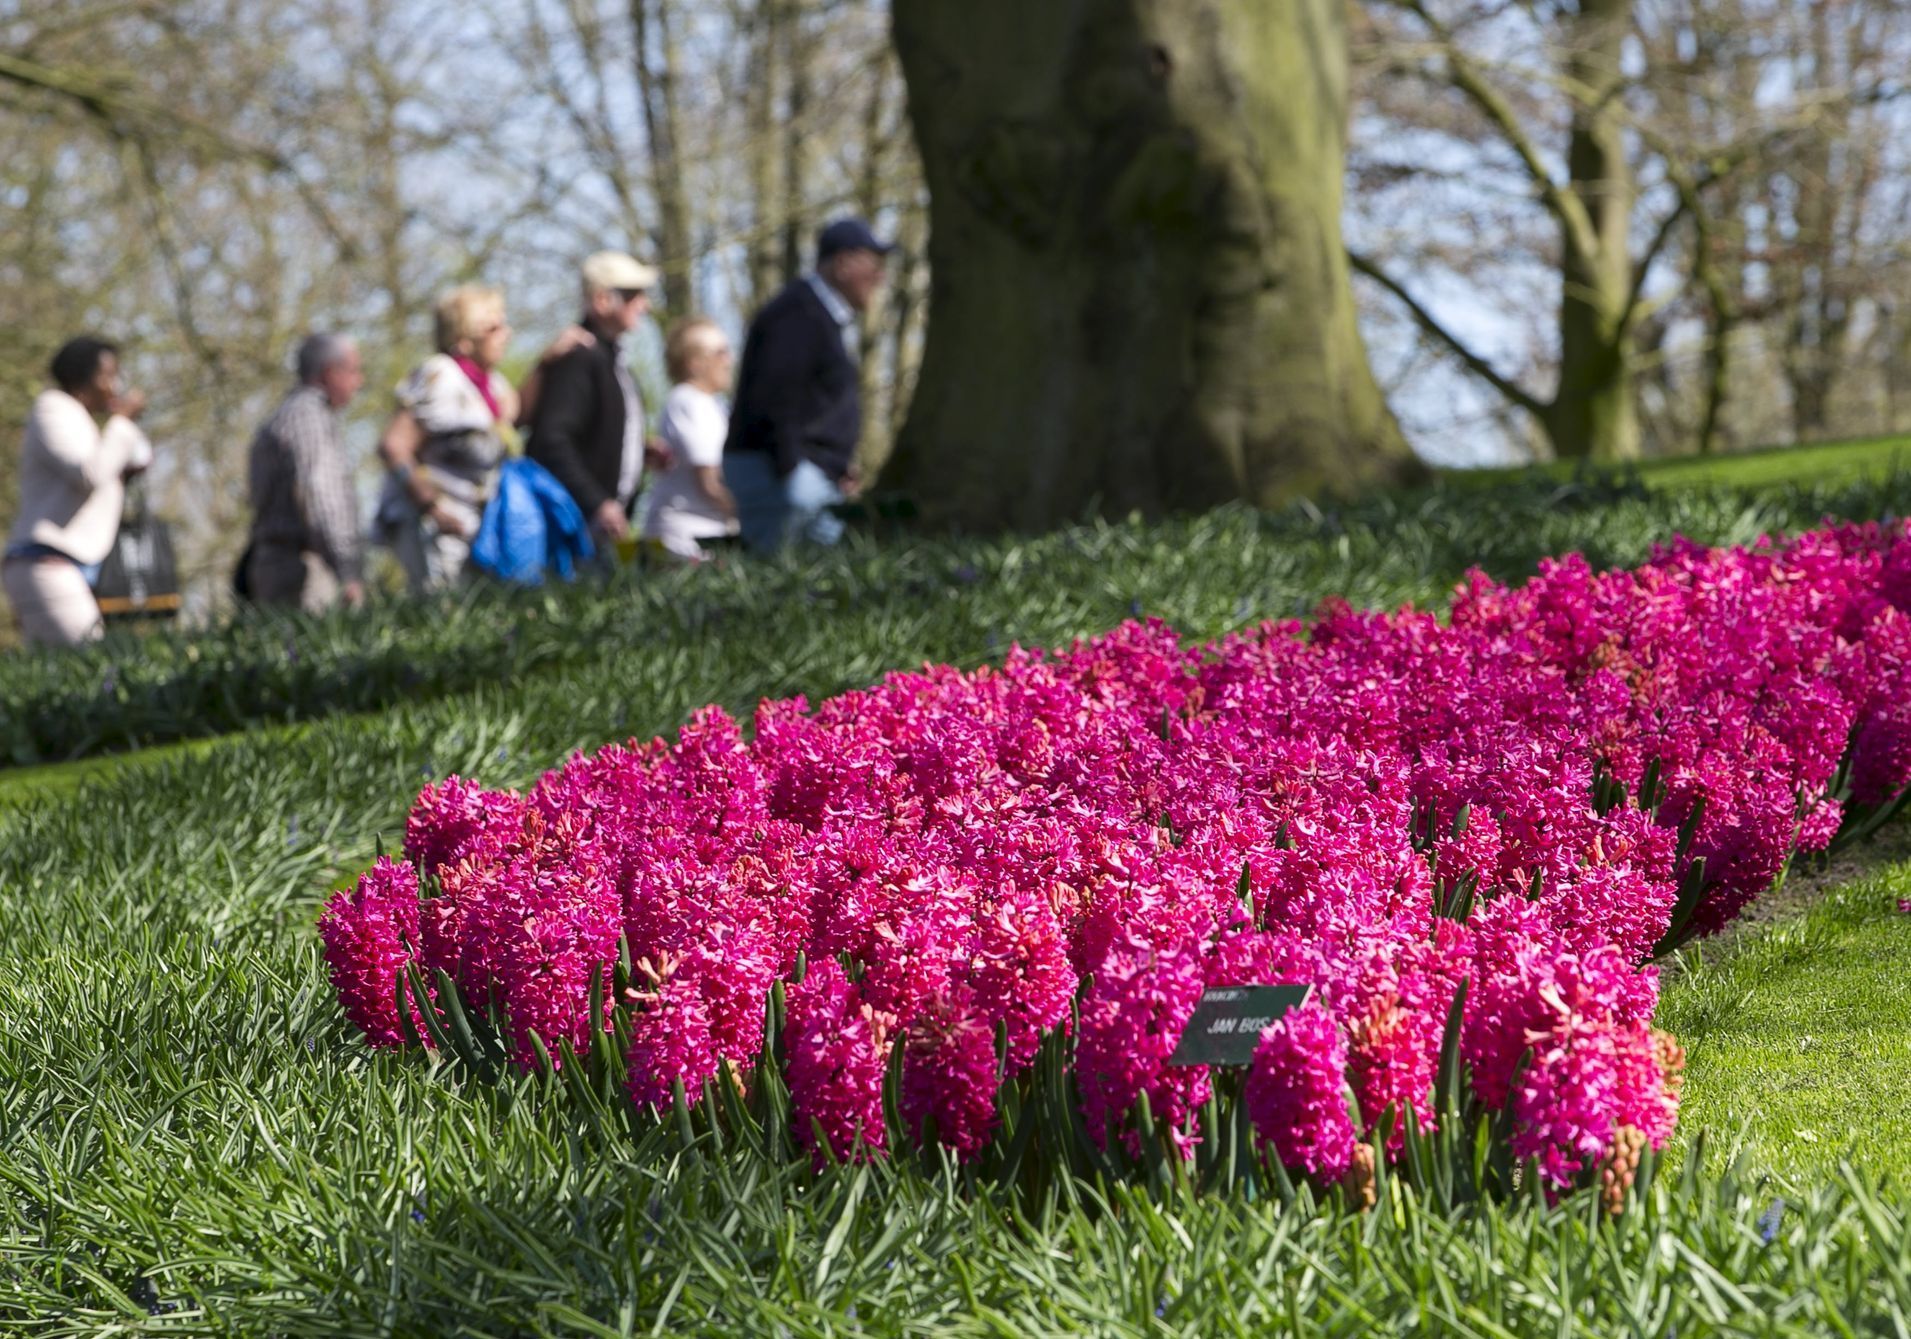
[1660,845,1911,1180]
[1460,432,1911,492]
[5,469,1911,1329]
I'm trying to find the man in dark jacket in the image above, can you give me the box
[527,251,662,547]
[725,218,890,553]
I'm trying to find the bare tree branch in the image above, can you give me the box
[1348,248,1548,419]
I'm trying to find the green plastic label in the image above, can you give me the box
[1168,984,1313,1067]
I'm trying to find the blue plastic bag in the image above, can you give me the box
[469,457,595,585]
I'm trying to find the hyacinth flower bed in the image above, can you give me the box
[321,522,1911,1210]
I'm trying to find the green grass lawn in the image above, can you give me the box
[1454,430,1911,493]
[1660,841,1911,1181]
[1632,434,1911,490]
[5,467,1911,1331]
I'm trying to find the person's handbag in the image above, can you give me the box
[95,480,182,620]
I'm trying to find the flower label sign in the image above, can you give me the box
[1169,984,1313,1067]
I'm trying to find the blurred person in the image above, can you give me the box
[526,251,669,552]
[375,285,523,593]
[244,333,367,613]
[724,217,890,554]
[641,318,738,562]
[3,336,152,647]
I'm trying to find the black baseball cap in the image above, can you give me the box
[816,217,894,262]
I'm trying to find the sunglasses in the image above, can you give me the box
[615,288,650,304]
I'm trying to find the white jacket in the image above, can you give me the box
[6,388,153,565]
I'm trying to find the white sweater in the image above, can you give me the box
[6,389,152,565]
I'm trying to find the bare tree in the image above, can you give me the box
[1349,0,1911,463]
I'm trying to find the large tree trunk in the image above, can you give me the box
[1549,0,1639,461]
[887,0,1413,529]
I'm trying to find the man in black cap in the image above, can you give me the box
[724,217,891,553]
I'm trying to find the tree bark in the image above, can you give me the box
[779,0,813,285]
[632,0,695,318]
[1549,0,1639,460]
[888,0,1414,529]
[742,0,781,310]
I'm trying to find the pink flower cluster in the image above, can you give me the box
[321,522,1911,1191]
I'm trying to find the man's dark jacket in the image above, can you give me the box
[728,279,860,481]
[526,334,629,517]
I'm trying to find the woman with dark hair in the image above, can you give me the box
[3,336,152,646]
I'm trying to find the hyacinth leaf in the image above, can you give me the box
[751,1054,792,1165]
[719,1064,759,1159]
[1133,1090,1168,1198]
[1674,796,1708,869]
[1434,872,1477,923]
[1395,1099,1426,1185]
[1833,785,1911,850]
[670,1079,697,1151]
[586,966,606,1053]
[1488,1049,1531,1197]
[1230,1077,1261,1200]
[1194,1091,1221,1189]
[809,1116,841,1168]
[1470,1105,1493,1205]
[990,1070,1037,1193]
[1261,1138,1298,1206]
[1654,855,1711,959]
[1639,756,1664,815]
[1436,978,1469,1121]
[881,1029,907,1156]
[1236,862,1255,930]
[766,979,788,1070]
[1041,1029,1090,1185]
[1681,1129,1709,1200]
[699,1078,726,1156]
[1591,762,1620,816]
[994,1018,1010,1085]
[1450,802,1471,840]
[1067,1072,1120,1189]
[1035,1034,1077,1182]
[393,970,422,1052]
[1628,1145,1660,1216]
[430,967,494,1074]
[403,963,455,1059]
[557,1037,597,1119]
[1370,1107,1395,1209]
[528,1029,556,1084]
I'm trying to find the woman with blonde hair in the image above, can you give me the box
[641,317,738,561]
[376,285,586,592]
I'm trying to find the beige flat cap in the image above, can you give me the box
[581,251,659,292]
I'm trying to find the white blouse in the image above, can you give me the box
[7,388,152,565]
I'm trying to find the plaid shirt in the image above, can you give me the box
[247,385,364,583]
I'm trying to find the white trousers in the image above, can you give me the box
[3,556,103,647]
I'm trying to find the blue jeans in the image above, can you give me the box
[725,452,845,554]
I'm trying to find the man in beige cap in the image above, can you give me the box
[526,251,666,546]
